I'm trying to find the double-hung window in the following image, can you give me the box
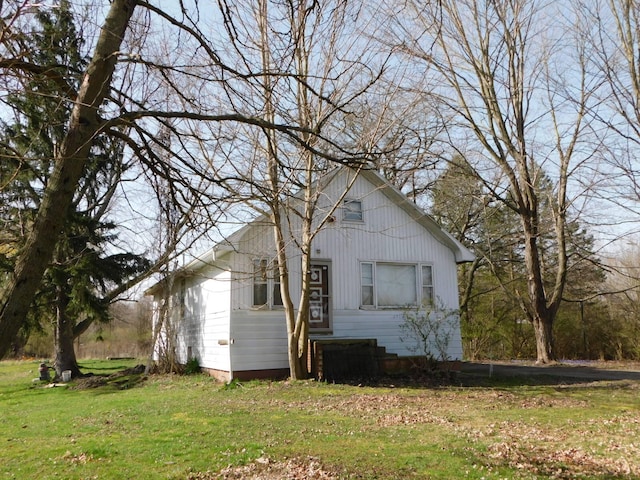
[253,259,283,308]
[360,262,434,308]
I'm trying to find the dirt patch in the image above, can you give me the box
[72,376,108,389]
[188,456,344,479]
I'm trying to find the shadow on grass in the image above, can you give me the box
[317,361,640,389]
[70,364,147,393]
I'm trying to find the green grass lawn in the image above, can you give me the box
[1,360,639,479]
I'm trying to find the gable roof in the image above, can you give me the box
[358,169,475,263]
[145,167,474,295]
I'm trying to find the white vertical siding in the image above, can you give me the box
[310,174,464,360]
[149,168,467,374]
[313,174,460,310]
[215,170,466,371]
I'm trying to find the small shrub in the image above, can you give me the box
[400,299,459,371]
[221,378,243,390]
[184,357,201,375]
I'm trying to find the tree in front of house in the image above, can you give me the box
[210,0,387,378]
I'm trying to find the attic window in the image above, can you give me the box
[343,199,363,221]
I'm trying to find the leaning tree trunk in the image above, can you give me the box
[0,0,136,359]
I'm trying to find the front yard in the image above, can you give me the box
[1,359,639,479]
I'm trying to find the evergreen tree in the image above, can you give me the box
[430,157,605,360]
[0,2,148,375]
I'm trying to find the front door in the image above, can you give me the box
[309,263,330,330]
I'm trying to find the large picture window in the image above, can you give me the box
[253,259,283,308]
[360,262,433,308]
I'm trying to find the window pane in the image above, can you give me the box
[343,199,363,221]
[253,259,268,280]
[422,265,433,286]
[273,284,283,306]
[422,286,433,305]
[377,264,417,307]
[361,263,373,284]
[272,261,283,306]
[361,263,374,306]
[253,259,268,306]
[253,284,267,305]
[361,286,374,306]
[421,265,433,304]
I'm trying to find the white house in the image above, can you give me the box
[146,168,474,381]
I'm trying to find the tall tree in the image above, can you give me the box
[0,0,390,363]
[583,1,640,234]
[431,156,606,360]
[209,0,386,379]
[0,2,149,375]
[387,0,598,363]
[0,0,136,359]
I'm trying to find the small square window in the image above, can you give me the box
[343,199,363,221]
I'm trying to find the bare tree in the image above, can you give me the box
[206,0,389,379]
[0,0,313,359]
[386,0,598,363]
[583,0,640,231]
[0,0,393,366]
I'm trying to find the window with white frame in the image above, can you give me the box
[252,259,283,307]
[343,198,363,221]
[421,265,434,305]
[360,262,434,308]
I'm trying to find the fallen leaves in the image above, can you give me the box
[189,456,342,479]
[61,450,93,465]
[477,413,640,478]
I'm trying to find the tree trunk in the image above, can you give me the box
[532,315,554,364]
[289,246,312,380]
[521,200,556,364]
[0,0,136,359]
[54,288,81,379]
